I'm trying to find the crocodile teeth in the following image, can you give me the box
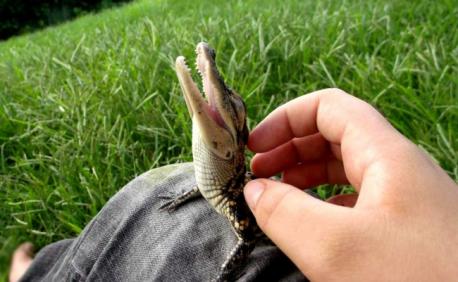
[180,57,191,72]
[196,63,203,77]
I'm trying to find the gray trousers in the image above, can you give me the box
[20,163,306,281]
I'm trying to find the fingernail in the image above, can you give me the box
[244,180,265,210]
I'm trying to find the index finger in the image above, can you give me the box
[248,88,401,189]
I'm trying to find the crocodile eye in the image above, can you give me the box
[225,151,232,158]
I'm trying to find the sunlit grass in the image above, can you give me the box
[1,0,457,276]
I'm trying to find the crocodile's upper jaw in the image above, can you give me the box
[175,42,248,160]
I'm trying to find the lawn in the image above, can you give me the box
[1,0,457,276]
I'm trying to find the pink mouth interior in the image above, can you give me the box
[197,54,227,129]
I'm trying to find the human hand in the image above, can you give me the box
[244,88,458,281]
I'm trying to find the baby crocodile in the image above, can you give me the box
[164,42,258,281]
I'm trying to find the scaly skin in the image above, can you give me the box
[169,42,258,281]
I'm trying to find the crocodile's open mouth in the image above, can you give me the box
[175,42,230,130]
[175,42,247,160]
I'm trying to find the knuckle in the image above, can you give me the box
[309,218,381,281]
[316,87,349,101]
[319,228,349,261]
[380,136,421,166]
[312,222,362,273]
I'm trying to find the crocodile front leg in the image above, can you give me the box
[159,186,201,211]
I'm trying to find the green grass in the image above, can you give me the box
[1,0,457,276]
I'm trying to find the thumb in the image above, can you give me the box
[244,179,350,273]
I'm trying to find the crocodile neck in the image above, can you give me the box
[192,123,247,215]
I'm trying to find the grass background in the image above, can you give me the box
[1,0,457,277]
